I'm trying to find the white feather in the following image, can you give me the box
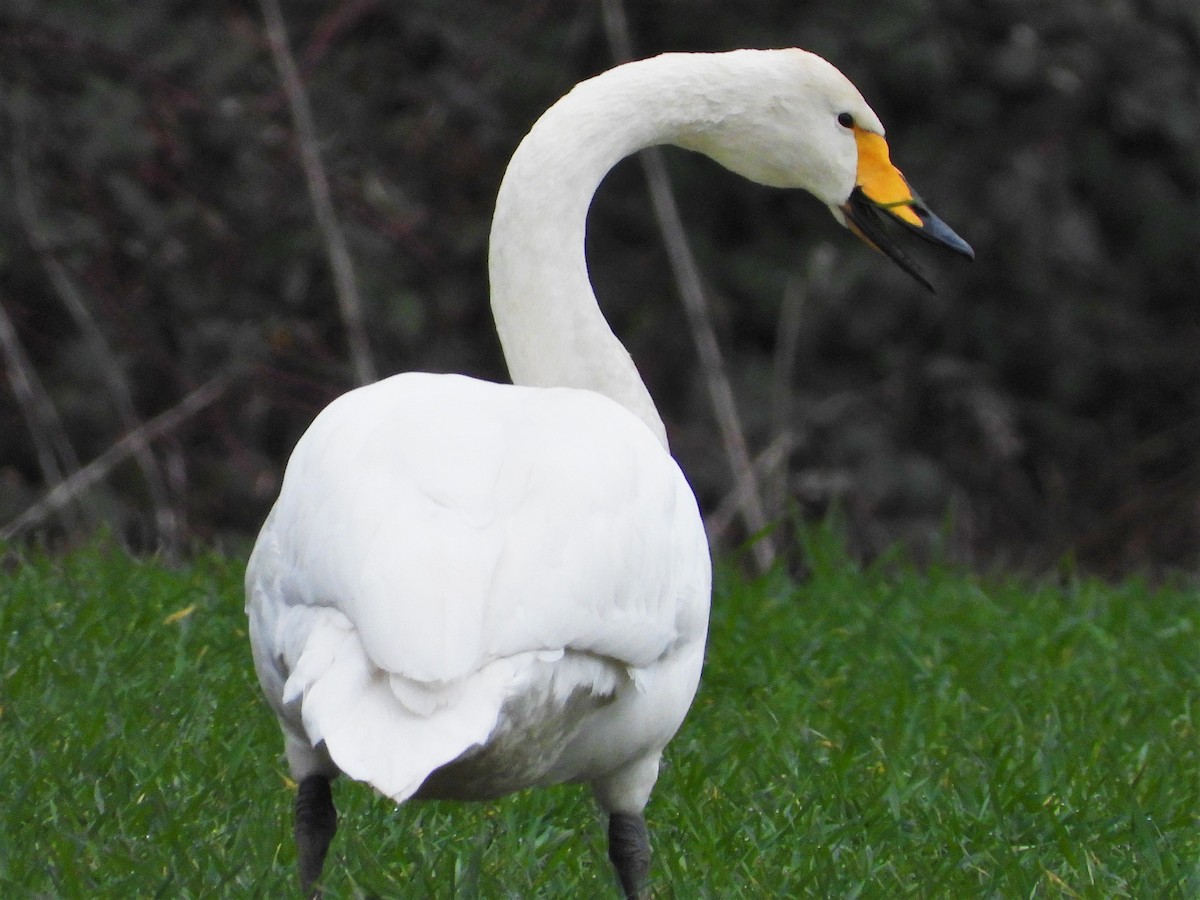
[248,375,710,803]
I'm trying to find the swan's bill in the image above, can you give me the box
[838,128,974,291]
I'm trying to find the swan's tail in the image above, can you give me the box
[279,611,624,803]
[280,612,501,801]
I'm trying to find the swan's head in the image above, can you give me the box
[677,49,973,289]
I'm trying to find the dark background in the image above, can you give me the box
[2,0,1197,573]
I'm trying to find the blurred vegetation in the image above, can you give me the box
[1,0,1197,572]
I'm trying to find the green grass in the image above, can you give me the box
[1,533,1197,897]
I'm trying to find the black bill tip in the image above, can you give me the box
[839,187,973,292]
[905,205,975,260]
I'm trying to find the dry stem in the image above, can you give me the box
[601,0,777,572]
[260,0,377,386]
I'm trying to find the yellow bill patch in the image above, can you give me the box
[853,128,921,227]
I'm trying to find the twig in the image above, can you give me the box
[11,105,181,555]
[601,0,777,572]
[768,248,834,512]
[769,275,804,513]
[303,0,382,69]
[642,151,776,570]
[0,294,87,537]
[706,432,796,546]
[599,0,637,61]
[1,371,239,541]
[259,0,377,386]
[771,276,805,444]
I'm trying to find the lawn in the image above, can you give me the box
[1,532,1197,897]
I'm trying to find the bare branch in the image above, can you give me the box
[706,432,797,547]
[1,371,239,541]
[259,0,377,386]
[771,277,805,444]
[12,107,182,555]
[768,275,805,522]
[601,0,777,572]
[599,0,636,62]
[0,294,87,537]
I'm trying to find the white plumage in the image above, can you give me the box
[248,374,708,805]
[246,48,970,897]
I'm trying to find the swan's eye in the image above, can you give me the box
[837,112,855,129]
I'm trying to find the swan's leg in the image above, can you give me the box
[295,774,337,896]
[607,811,651,899]
[594,753,660,898]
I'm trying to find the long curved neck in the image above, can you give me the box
[488,54,731,449]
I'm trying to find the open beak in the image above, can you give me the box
[838,128,974,291]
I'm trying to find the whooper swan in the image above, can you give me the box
[245,48,972,899]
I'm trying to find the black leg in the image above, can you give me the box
[607,811,650,899]
[295,774,337,897]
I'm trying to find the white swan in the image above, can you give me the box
[246,48,971,898]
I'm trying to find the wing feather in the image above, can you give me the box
[260,373,706,683]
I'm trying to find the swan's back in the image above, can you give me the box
[247,372,710,802]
